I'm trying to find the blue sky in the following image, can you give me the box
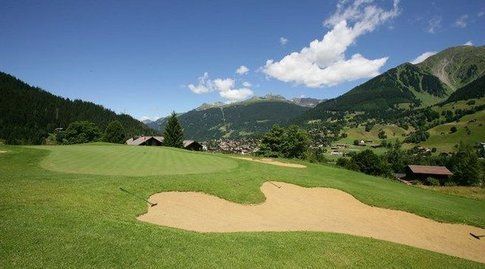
[1,0,483,121]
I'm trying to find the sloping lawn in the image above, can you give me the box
[1,144,484,268]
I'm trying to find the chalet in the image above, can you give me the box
[183,140,203,151]
[126,136,164,146]
[405,165,453,183]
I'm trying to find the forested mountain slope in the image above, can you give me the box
[151,97,311,140]
[0,72,153,144]
[300,46,484,121]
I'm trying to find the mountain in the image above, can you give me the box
[0,72,154,144]
[291,97,323,107]
[418,46,485,90]
[444,75,485,103]
[150,95,311,140]
[301,46,485,120]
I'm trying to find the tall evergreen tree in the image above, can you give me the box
[162,112,184,148]
[104,120,126,144]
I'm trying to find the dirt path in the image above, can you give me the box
[138,182,485,263]
[233,157,306,168]
[0,150,7,154]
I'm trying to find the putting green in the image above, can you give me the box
[36,144,238,176]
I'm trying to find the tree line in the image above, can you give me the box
[258,125,483,186]
[0,72,154,144]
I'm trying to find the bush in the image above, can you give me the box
[305,147,328,163]
[58,121,101,144]
[337,150,392,177]
[378,130,387,139]
[450,126,457,133]
[449,142,480,185]
[259,125,309,159]
[424,177,441,186]
[103,121,126,144]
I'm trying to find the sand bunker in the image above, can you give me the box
[233,157,306,168]
[139,182,485,263]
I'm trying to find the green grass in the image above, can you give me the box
[35,143,237,176]
[421,110,485,152]
[417,185,485,200]
[1,144,484,268]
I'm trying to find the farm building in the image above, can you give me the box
[126,136,164,146]
[405,165,453,183]
[183,140,203,151]
[126,136,202,151]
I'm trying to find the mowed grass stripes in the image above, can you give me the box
[36,144,238,176]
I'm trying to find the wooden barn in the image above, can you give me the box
[405,165,453,183]
[183,140,203,151]
[126,136,164,146]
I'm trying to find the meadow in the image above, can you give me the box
[1,143,484,268]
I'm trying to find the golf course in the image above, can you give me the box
[1,143,484,268]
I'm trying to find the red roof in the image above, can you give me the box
[407,165,453,176]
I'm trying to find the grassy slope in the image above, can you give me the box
[1,144,484,268]
[337,124,410,144]
[421,110,485,152]
[36,144,238,176]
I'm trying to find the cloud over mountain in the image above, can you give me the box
[263,0,399,88]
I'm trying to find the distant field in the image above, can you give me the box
[337,124,410,145]
[421,110,485,152]
[1,144,484,268]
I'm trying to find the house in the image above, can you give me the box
[405,165,453,183]
[183,140,203,151]
[126,136,164,146]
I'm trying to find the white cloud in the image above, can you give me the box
[410,51,437,64]
[454,15,468,28]
[188,72,212,94]
[262,0,399,88]
[427,16,442,33]
[280,37,288,45]
[464,41,473,46]
[236,65,249,75]
[219,88,253,102]
[478,11,484,17]
[187,73,254,102]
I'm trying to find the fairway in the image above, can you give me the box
[1,144,485,268]
[36,144,238,176]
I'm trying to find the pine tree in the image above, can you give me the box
[162,112,184,148]
[104,120,126,144]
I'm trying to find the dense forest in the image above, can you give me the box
[0,72,154,144]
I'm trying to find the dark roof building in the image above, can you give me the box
[405,165,453,184]
[183,140,203,151]
[126,136,164,146]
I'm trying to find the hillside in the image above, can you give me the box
[301,46,484,120]
[418,46,485,90]
[444,75,485,103]
[150,96,311,140]
[0,72,154,144]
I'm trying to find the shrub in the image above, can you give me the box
[259,125,309,159]
[424,177,441,186]
[450,126,457,133]
[103,121,126,144]
[58,121,101,144]
[449,142,480,185]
